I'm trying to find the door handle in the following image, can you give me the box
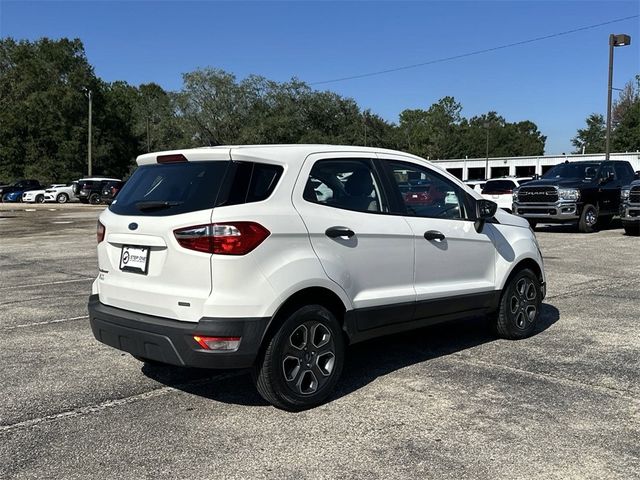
[325,226,355,238]
[424,230,445,241]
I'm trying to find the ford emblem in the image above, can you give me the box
[128,222,138,231]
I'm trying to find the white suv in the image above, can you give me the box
[89,145,546,410]
[481,177,533,212]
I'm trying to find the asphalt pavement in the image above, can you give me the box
[0,204,638,479]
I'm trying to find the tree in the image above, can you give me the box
[571,113,606,154]
[0,38,99,182]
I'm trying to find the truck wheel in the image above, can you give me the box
[492,268,542,340]
[578,204,598,233]
[527,220,537,229]
[623,224,640,236]
[254,305,345,411]
[56,193,69,204]
[89,193,101,205]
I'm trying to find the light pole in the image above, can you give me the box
[484,121,490,179]
[85,89,93,176]
[605,33,631,161]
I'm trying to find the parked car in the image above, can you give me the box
[513,160,636,232]
[74,177,121,204]
[464,180,486,193]
[620,179,640,236]
[100,180,126,205]
[44,182,79,203]
[0,179,43,202]
[89,145,546,411]
[22,184,66,203]
[481,177,533,212]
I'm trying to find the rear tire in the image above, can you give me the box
[253,305,345,411]
[623,223,640,236]
[578,204,598,233]
[492,268,542,340]
[56,193,69,204]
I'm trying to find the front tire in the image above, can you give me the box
[89,193,100,205]
[578,204,598,233]
[36,194,45,203]
[492,268,542,340]
[56,193,69,204]
[254,305,345,411]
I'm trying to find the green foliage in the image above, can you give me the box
[0,37,549,183]
[573,76,640,154]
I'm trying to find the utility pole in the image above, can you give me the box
[87,89,93,176]
[484,121,490,179]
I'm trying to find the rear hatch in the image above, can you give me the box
[96,151,231,322]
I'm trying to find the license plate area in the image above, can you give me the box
[119,245,150,275]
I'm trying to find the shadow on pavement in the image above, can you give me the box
[143,303,560,409]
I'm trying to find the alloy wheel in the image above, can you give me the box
[509,277,538,330]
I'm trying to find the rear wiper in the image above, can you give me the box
[135,200,183,211]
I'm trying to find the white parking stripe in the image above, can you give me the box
[0,372,244,433]
[0,278,94,290]
[7,315,89,330]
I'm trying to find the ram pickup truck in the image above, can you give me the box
[512,160,636,233]
[620,180,640,236]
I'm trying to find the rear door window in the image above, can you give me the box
[110,161,230,216]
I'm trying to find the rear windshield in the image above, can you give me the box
[110,160,283,216]
[482,180,515,192]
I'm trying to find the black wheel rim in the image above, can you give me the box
[281,321,336,396]
[509,277,538,330]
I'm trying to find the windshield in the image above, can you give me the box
[110,161,229,216]
[542,162,600,181]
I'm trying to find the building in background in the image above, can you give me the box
[432,152,640,181]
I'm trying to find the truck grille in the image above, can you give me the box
[517,186,558,203]
[630,186,640,204]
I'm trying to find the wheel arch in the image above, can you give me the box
[499,257,544,293]
[259,286,348,350]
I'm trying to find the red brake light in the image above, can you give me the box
[97,221,105,243]
[174,222,270,255]
[157,154,188,164]
[193,335,241,351]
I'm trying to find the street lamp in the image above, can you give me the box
[605,33,631,161]
[84,89,93,176]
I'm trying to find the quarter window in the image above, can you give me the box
[385,160,468,220]
[304,159,386,214]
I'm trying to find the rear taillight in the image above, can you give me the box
[97,221,105,243]
[157,153,188,164]
[174,222,270,255]
[193,335,241,351]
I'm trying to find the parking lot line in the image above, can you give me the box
[6,315,89,330]
[0,371,244,433]
[0,278,94,290]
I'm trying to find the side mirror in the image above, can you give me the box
[477,199,498,219]
[474,199,497,233]
[634,171,640,180]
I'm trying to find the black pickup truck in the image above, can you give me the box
[512,160,636,233]
[620,179,640,236]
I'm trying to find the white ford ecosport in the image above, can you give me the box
[89,145,546,410]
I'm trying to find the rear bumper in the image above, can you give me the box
[88,294,269,369]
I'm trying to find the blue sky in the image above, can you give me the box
[1,0,638,155]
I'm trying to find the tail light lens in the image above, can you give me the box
[97,221,106,243]
[174,222,270,255]
[193,335,241,351]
